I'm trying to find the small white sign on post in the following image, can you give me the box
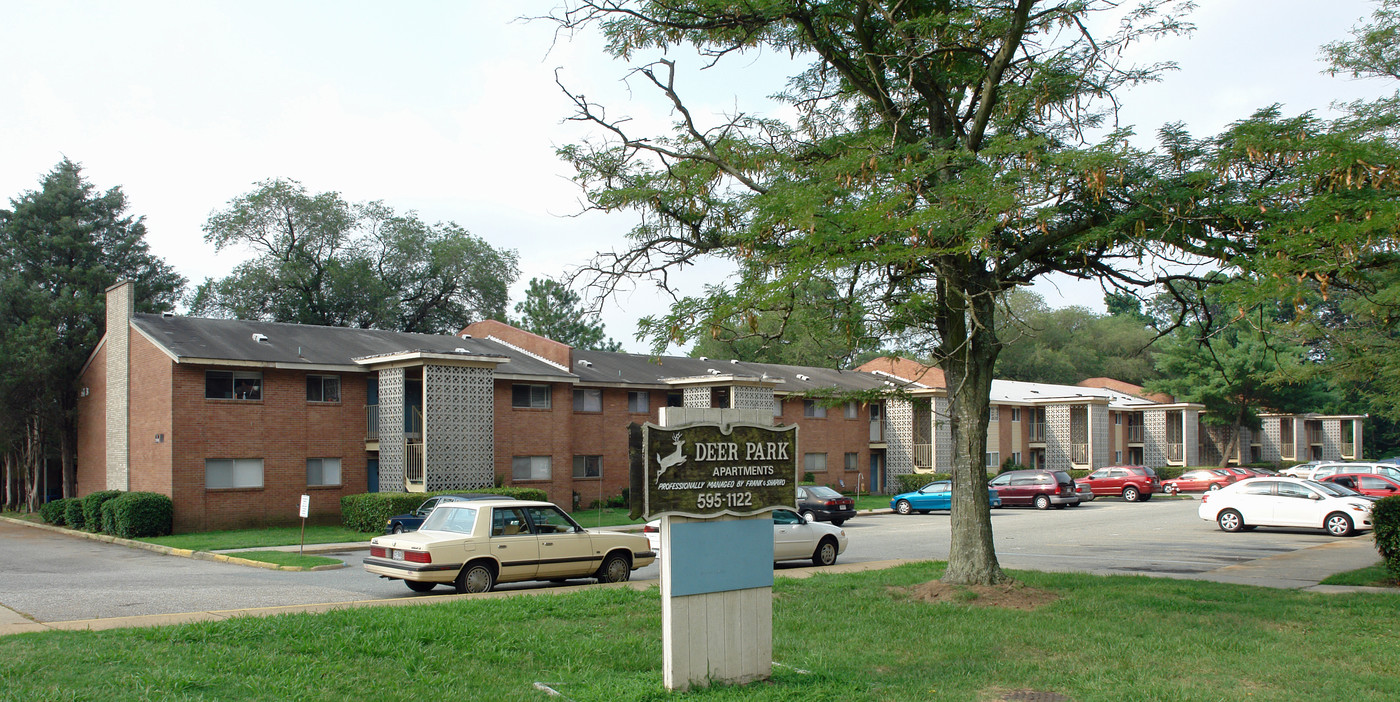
[298,494,310,554]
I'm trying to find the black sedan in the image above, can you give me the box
[795,485,855,526]
[384,494,506,534]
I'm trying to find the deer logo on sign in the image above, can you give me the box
[656,435,687,478]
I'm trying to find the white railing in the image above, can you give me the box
[1127,425,1144,443]
[870,420,884,443]
[1071,443,1089,465]
[405,441,424,486]
[913,444,934,470]
[366,404,379,440]
[1028,422,1046,442]
[1167,442,1183,462]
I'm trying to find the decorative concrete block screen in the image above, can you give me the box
[424,364,494,491]
[379,367,406,491]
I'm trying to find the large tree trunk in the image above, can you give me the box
[60,422,75,499]
[939,278,1011,586]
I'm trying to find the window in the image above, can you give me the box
[803,401,826,418]
[627,391,649,413]
[491,507,532,536]
[1115,450,1123,463]
[989,407,999,422]
[512,456,552,481]
[772,398,784,417]
[573,388,602,412]
[307,458,342,486]
[306,374,341,403]
[666,391,684,407]
[573,455,602,479]
[512,384,551,409]
[1011,451,1022,465]
[205,370,262,400]
[845,401,858,419]
[803,453,827,473]
[1114,413,1122,425]
[870,403,883,422]
[1011,407,1021,422]
[986,451,1000,468]
[205,458,263,489]
[844,452,858,471]
[524,505,578,534]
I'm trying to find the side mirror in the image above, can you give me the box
[1310,494,1323,501]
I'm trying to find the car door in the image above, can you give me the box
[771,509,810,561]
[988,473,1016,505]
[1271,482,1323,527]
[524,505,597,579]
[1228,480,1276,524]
[1359,475,1399,498]
[487,507,539,582]
[1099,468,1126,496]
[1083,469,1110,495]
[915,482,952,510]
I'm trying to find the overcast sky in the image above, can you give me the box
[2,1,1391,353]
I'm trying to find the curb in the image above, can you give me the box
[0,516,347,571]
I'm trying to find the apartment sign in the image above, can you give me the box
[631,422,798,519]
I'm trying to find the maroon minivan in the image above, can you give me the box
[987,469,1080,509]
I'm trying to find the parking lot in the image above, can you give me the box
[0,496,1384,627]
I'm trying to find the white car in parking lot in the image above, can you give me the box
[644,508,849,566]
[1198,477,1374,537]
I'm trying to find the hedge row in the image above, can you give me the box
[38,492,173,538]
[340,488,548,533]
[1373,495,1400,583]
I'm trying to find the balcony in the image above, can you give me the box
[870,420,885,443]
[913,443,935,471]
[366,403,380,441]
[1071,443,1089,465]
[1127,425,1144,443]
[1028,422,1046,443]
[1167,442,1183,463]
[405,441,425,492]
[1342,441,1356,459]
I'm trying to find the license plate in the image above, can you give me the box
[392,549,405,561]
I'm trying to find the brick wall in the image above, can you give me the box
[169,364,372,532]
[76,343,109,497]
[779,399,870,490]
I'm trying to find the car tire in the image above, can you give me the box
[1325,512,1355,537]
[392,524,405,534]
[812,538,839,567]
[895,499,913,515]
[405,580,436,593]
[597,553,632,583]
[1034,494,1051,510]
[1217,509,1244,532]
[831,519,846,527]
[1122,486,1140,502]
[802,510,818,523]
[455,562,496,594]
[1141,493,1152,502]
[1208,483,1222,491]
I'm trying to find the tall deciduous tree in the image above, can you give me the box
[511,277,624,351]
[550,1,1233,585]
[689,275,875,366]
[192,179,520,334]
[994,290,1159,386]
[0,159,184,507]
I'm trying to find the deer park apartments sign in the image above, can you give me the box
[629,421,799,520]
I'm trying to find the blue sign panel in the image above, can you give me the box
[667,519,775,596]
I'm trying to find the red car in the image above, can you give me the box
[1077,465,1160,502]
[1323,473,1400,499]
[1162,469,1238,494]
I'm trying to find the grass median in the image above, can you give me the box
[4,561,1398,701]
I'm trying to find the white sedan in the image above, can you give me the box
[644,508,849,566]
[1198,477,1374,537]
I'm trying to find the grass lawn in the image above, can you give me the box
[224,551,343,569]
[567,506,645,528]
[4,562,1398,701]
[137,525,370,552]
[1321,563,1398,588]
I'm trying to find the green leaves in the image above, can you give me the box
[193,179,519,333]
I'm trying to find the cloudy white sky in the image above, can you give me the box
[1,1,1391,353]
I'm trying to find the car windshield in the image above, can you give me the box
[420,506,477,534]
[807,486,843,499]
[1311,481,1359,498]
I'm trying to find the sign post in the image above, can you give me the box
[298,494,310,555]
[631,417,798,691]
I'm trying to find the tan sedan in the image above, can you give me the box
[364,499,656,594]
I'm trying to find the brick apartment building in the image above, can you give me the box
[76,282,1368,532]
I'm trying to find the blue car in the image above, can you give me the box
[890,480,1002,514]
[384,493,507,534]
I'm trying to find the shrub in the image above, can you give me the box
[340,487,549,533]
[99,498,119,535]
[111,492,173,538]
[1372,495,1400,583]
[39,498,71,526]
[999,458,1028,474]
[81,490,122,532]
[64,499,86,530]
